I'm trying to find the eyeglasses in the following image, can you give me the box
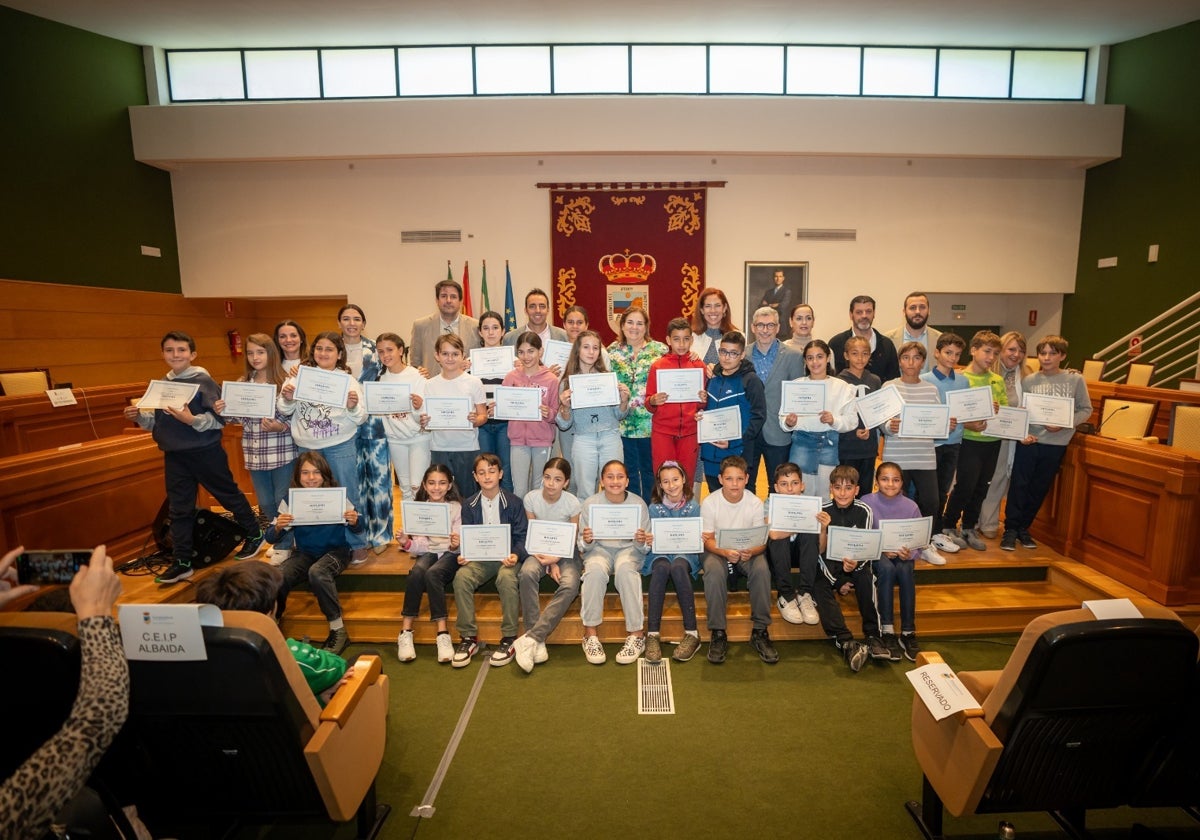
[717,349,741,358]
[752,322,778,330]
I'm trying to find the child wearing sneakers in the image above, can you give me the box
[765,462,821,626]
[578,460,651,665]
[836,336,882,501]
[453,453,529,668]
[920,332,968,561]
[639,461,702,663]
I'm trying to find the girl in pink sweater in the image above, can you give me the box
[500,332,561,497]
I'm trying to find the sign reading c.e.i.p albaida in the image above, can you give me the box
[118,603,224,661]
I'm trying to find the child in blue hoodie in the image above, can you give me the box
[700,331,766,491]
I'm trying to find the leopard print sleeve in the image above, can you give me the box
[0,615,130,840]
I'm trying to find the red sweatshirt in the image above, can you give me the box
[646,353,708,437]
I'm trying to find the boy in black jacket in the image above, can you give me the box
[700,331,766,491]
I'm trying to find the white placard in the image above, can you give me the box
[855,386,905,430]
[989,406,1031,441]
[137,379,200,411]
[118,603,224,661]
[424,396,474,430]
[906,664,983,722]
[1023,392,1075,428]
[899,404,952,439]
[569,373,620,408]
[651,517,704,554]
[767,493,822,534]
[288,487,349,525]
[46,388,77,407]
[363,381,412,414]
[400,501,452,537]
[493,385,543,421]
[656,367,705,403]
[525,519,578,559]
[781,380,826,415]
[293,366,352,408]
[589,504,642,540]
[220,381,277,419]
[460,523,512,561]
[716,525,769,551]
[697,405,742,444]
[1082,597,1144,620]
[880,517,933,553]
[541,339,573,371]
[470,346,517,379]
[826,526,883,562]
[946,386,996,423]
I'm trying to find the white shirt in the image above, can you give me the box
[701,490,766,533]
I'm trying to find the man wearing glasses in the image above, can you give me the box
[747,307,805,490]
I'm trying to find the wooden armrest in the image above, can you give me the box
[915,650,945,667]
[320,655,382,726]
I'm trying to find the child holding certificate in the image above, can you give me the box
[265,452,364,655]
[861,462,926,662]
[780,339,858,501]
[214,332,298,564]
[640,461,702,663]
[646,318,709,478]
[376,332,429,505]
[880,341,942,521]
[395,463,463,665]
[700,331,766,492]
[513,457,582,673]
[578,460,651,666]
[837,336,883,500]
[558,330,630,498]
[920,332,969,559]
[500,332,560,498]
[420,333,488,497]
[475,311,515,493]
[765,463,821,626]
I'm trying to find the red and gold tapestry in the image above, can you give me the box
[549,186,707,345]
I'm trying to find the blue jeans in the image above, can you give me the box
[477,420,514,493]
[300,437,366,549]
[788,429,840,474]
[250,462,294,550]
[874,555,915,633]
[622,436,654,502]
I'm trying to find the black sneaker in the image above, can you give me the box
[322,627,350,655]
[899,633,921,662]
[156,561,194,584]
[1000,531,1017,551]
[881,632,903,662]
[1017,531,1038,549]
[840,639,869,673]
[866,635,891,660]
[235,531,266,560]
[452,637,479,669]
[707,630,728,664]
[489,636,517,667]
[750,629,779,664]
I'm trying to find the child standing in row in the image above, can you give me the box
[501,332,560,498]
[640,462,702,663]
[921,332,968,560]
[475,311,515,493]
[421,333,488,498]
[781,339,858,501]
[861,462,925,662]
[881,342,942,520]
[700,331,766,492]
[836,336,882,501]
[559,330,629,499]
[375,332,429,504]
[646,317,709,474]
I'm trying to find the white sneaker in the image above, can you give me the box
[435,633,454,664]
[513,634,537,673]
[930,533,961,554]
[582,635,606,665]
[923,545,948,566]
[798,592,820,625]
[350,548,370,565]
[268,548,290,566]
[615,634,646,665]
[396,629,416,662]
[777,596,804,625]
[535,641,549,664]
[942,529,970,550]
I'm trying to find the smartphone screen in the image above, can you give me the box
[16,550,92,586]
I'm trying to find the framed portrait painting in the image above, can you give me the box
[744,262,809,340]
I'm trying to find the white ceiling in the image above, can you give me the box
[7,0,1200,50]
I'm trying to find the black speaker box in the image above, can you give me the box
[152,501,246,568]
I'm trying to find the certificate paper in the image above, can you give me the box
[461,524,512,562]
[589,504,642,540]
[400,501,451,537]
[569,373,620,408]
[294,366,352,408]
[698,406,742,444]
[470,346,516,379]
[826,526,882,562]
[138,379,200,411]
[542,339,573,370]
[1023,393,1075,428]
[989,406,1030,441]
[946,386,995,423]
[526,519,578,559]
[657,368,705,403]
[855,386,905,430]
[716,525,769,551]
[880,517,933,553]
[363,381,412,415]
[288,487,348,525]
[493,385,543,421]
[899,404,952,439]
[424,396,474,430]
[651,517,703,555]
[781,380,826,415]
[767,494,822,534]
[220,381,276,419]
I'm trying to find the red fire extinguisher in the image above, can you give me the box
[227,329,243,357]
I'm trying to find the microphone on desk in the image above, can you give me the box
[1080,403,1128,436]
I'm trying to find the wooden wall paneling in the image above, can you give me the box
[246,297,348,344]
[0,384,145,457]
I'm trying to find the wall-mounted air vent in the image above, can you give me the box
[401,230,463,244]
[795,229,857,241]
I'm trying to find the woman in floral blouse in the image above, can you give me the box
[607,307,667,500]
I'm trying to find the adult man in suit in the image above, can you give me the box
[828,295,900,382]
[501,288,569,346]
[758,270,793,339]
[883,291,942,374]
[410,279,483,376]
[747,306,806,490]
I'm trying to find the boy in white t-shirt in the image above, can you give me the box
[419,333,488,496]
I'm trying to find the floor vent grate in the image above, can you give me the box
[637,657,675,715]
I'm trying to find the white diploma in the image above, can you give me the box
[899,404,952,438]
[657,368,705,403]
[989,406,1031,441]
[493,385,543,421]
[288,487,348,525]
[880,517,933,553]
[907,665,983,722]
[767,493,822,534]
[293,366,352,408]
[855,386,905,430]
[716,525,769,551]
[651,517,703,554]
[781,380,826,415]
[460,524,512,561]
[589,504,642,540]
[525,519,578,559]
[1023,392,1075,428]
[946,386,995,423]
[363,381,412,415]
[424,396,474,430]
[569,373,620,408]
[542,339,573,371]
[826,526,883,562]
[220,381,276,419]
[400,501,451,537]
[138,379,200,410]
[697,405,742,443]
[470,346,516,378]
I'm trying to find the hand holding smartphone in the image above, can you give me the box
[16,549,93,586]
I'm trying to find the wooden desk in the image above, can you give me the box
[0,384,146,457]
[1085,381,1200,442]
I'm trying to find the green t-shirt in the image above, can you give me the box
[287,637,347,703]
[962,369,1007,442]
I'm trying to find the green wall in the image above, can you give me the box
[1064,20,1200,359]
[0,6,180,292]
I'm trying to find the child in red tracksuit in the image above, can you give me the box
[647,317,709,474]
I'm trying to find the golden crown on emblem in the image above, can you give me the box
[598,251,657,282]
